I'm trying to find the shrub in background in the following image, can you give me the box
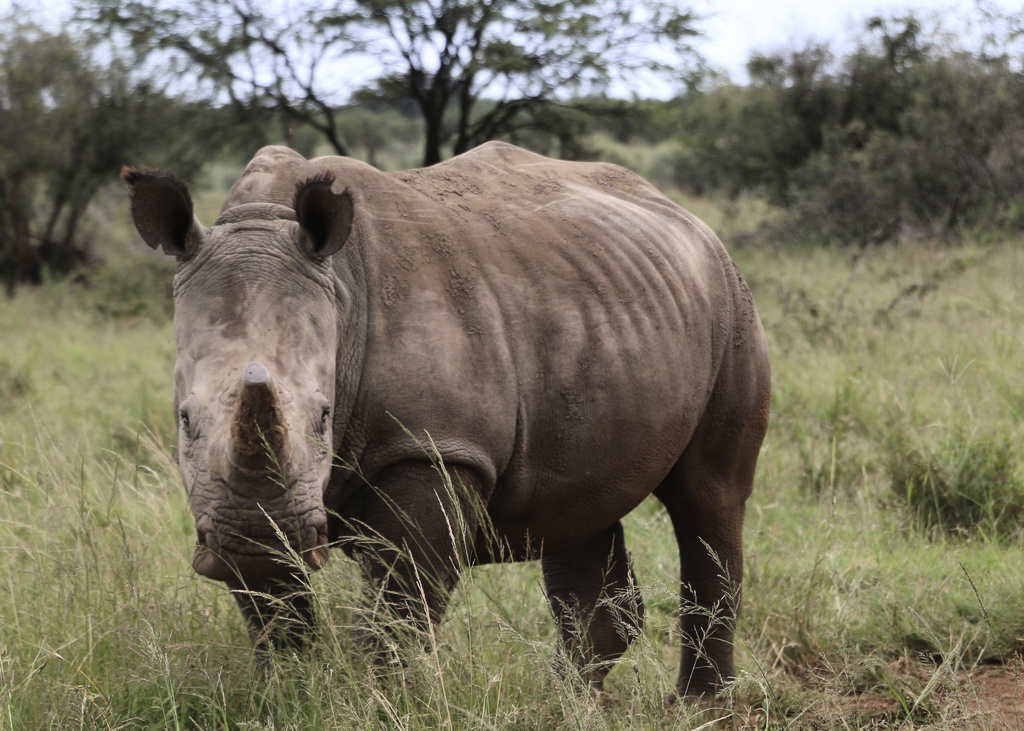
[886,429,1024,541]
[671,15,1024,245]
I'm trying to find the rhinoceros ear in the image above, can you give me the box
[294,173,353,259]
[121,166,206,258]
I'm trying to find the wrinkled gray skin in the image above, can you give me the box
[123,142,770,698]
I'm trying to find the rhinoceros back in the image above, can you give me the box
[314,142,740,544]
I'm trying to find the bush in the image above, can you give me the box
[0,357,33,404]
[673,15,1024,245]
[787,129,908,245]
[886,429,1024,541]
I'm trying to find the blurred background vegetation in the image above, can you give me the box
[6,1,1024,292]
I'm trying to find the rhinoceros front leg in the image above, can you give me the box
[542,521,645,692]
[227,575,316,653]
[345,460,485,666]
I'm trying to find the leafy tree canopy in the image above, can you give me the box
[81,0,701,165]
[0,11,239,289]
[669,14,1024,243]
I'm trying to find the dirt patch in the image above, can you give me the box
[718,657,1024,729]
[796,663,1024,729]
[971,666,1024,729]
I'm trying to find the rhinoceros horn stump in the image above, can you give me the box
[224,362,321,652]
[229,362,290,477]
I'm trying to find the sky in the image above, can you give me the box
[691,0,1023,82]
[12,0,1024,87]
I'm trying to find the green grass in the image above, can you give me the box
[5,185,1024,727]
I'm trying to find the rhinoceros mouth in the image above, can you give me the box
[192,521,330,581]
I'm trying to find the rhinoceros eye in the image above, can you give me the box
[180,407,193,436]
[320,405,331,431]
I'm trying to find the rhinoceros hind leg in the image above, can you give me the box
[542,521,645,692]
[656,473,746,700]
[655,380,768,699]
[228,576,316,653]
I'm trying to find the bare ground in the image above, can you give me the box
[971,666,1024,730]
[680,659,1024,729]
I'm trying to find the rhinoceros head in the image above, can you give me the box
[122,154,353,582]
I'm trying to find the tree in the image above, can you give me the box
[83,0,700,166]
[670,13,1024,243]
[0,14,230,290]
[670,43,837,202]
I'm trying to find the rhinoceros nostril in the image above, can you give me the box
[303,529,330,571]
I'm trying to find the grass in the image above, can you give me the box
[5,182,1024,728]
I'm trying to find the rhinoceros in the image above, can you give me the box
[123,141,770,698]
